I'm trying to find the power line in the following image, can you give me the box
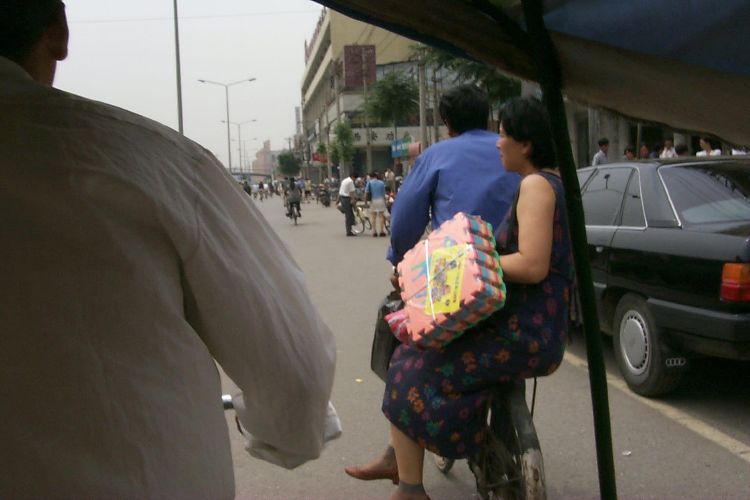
[70,10,320,25]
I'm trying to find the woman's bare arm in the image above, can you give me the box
[498,174,556,284]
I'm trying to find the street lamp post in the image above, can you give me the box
[198,77,256,171]
[222,119,256,171]
[231,137,258,171]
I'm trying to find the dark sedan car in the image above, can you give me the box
[577,157,750,396]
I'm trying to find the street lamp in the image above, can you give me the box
[231,137,259,171]
[198,77,256,170]
[222,119,256,171]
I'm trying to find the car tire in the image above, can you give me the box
[613,294,684,397]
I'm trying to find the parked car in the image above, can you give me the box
[577,157,750,396]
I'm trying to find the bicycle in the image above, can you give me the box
[290,203,300,225]
[432,379,546,500]
[350,203,372,235]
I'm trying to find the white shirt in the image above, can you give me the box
[696,149,722,156]
[0,57,337,498]
[339,176,355,197]
[592,149,608,165]
[659,147,677,158]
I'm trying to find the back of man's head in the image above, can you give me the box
[0,0,64,63]
[438,84,489,135]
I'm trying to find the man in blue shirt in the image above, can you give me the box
[387,84,520,266]
[346,84,520,487]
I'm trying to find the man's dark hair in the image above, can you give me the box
[624,145,635,155]
[0,0,63,63]
[675,143,689,155]
[438,84,489,134]
[499,97,557,168]
[598,137,610,147]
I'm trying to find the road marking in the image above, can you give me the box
[564,352,750,465]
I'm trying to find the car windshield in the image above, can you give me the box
[661,164,750,226]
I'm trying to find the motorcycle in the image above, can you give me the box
[318,185,331,207]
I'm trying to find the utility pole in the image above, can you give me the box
[418,48,428,150]
[172,0,184,134]
[432,72,441,144]
[361,45,373,173]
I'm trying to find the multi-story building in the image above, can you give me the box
[301,8,449,178]
[251,140,275,179]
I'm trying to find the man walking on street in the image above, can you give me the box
[338,172,357,236]
[592,137,609,165]
[345,84,520,486]
[1,2,338,497]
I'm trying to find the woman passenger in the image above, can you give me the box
[381,97,575,500]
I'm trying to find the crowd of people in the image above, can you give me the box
[592,135,748,165]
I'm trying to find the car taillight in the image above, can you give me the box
[720,263,750,302]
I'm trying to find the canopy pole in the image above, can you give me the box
[520,1,617,499]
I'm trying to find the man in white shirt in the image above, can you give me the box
[591,137,609,165]
[0,2,337,497]
[659,137,677,159]
[337,172,357,236]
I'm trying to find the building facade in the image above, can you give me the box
[301,8,449,178]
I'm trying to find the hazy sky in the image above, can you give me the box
[56,0,325,168]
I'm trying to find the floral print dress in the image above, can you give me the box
[382,171,574,459]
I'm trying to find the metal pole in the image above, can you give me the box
[520,1,617,498]
[361,45,373,172]
[237,124,242,171]
[224,85,232,171]
[418,50,428,149]
[172,0,184,134]
[432,73,440,143]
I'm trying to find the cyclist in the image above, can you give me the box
[285,177,302,219]
[345,85,520,493]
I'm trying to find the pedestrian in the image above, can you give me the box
[338,172,357,236]
[371,96,574,500]
[592,137,609,165]
[345,84,520,487]
[0,2,339,497]
[624,145,636,161]
[384,166,396,194]
[675,143,690,156]
[697,136,722,156]
[659,137,677,158]
[638,143,651,159]
[366,172,387,237]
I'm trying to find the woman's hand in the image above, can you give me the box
[499,174,556,284]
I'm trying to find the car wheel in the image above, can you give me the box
[613,294,685,397]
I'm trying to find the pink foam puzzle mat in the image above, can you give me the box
[394,213,507,349]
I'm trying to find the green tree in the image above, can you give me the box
[332,119,355,172]
[417,44,521,122]
[328,141,340,166]
[364,71,418,138]
[277,150,301,176]
[316,142,327,155]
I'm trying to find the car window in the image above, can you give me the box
[581,167,632,226]
[661,165,750,225]
[620,171,646,227]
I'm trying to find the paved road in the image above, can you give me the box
[223,196,750,499]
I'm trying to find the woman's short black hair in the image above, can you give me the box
[0,0,63,63]
[438,84,489,134]
[499,97,557,168]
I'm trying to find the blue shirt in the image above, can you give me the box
[387,129,520,265]
[366,178,386,200]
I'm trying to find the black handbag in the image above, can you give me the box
[370,291,404,382]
